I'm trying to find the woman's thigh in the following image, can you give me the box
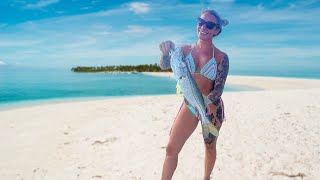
[167,102,199,153]
[204,99,225,145]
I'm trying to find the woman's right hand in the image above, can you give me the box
[159,40,175,55]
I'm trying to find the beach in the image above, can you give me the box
[1,74,320,180]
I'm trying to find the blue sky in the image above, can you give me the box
[0,0,319,75]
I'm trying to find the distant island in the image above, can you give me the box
[71,64,172,73]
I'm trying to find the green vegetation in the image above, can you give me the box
[71,63,172,73]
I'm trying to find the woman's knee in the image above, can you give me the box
[205,140,217,152]
[165,143,181,157]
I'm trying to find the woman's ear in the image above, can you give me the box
[213,27,221,37]
[216,27,222,36]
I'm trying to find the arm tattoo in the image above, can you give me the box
[207,54,229,105]
[159,53,171,70]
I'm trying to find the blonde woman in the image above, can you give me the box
[159,9,229,180]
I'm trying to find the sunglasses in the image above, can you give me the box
[197,17,219,30]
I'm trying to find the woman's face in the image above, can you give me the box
[197,12,220,40]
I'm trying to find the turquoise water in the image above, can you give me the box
[0,66,254,108]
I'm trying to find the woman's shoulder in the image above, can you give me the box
[214,46,228,64]
[180,44,192,57]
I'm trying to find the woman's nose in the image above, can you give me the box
[199,24,207,31]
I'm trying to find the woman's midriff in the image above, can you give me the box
[192,74,213,96]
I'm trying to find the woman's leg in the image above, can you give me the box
[203,99,224,180]
[204,140,217,180]
[161,102,199,180]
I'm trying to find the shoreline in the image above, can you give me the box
[0,94,175,112]
[142,72,320,91]
[142,71,320,79]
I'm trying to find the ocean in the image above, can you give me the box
[0,65,302,109]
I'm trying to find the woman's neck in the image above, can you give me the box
[196,39,213,51]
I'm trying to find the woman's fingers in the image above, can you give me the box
[164,41,171,50]
[165,40,175,51]
[168,41,175,50]
[159,41,168,54]
[159,40,175,54]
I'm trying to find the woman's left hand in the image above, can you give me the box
[206,103,218,117]
[206,103,223,128]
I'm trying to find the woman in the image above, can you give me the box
[159,9,229,180]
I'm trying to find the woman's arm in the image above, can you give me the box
[159,41,175,70]
[207,54,229,105]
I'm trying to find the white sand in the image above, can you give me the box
[0,74,320,180]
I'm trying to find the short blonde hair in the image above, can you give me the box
[201,9,229,36]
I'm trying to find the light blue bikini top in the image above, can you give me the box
[184,46,218,80]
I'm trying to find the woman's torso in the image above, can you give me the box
[181,44,224,96]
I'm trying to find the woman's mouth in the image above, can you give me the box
[200,31,208,35]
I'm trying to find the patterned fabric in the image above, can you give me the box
[184,47,217,81]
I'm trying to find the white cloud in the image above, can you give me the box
[124,25,152,34]
[256,3,265,10]
[91,0,100,5]
[80,6,90,10]
[24,0,59,9]
[93,31,112,36]
[226,46,320,59]
[96,9,126,16]
[291,0,319,7]
[63,37,97,49]
[233,5,320,24]
[234,29,320,43]
[288,3,296,8]
[0,60,6,65]
[211,0,234,3]
[128,2,150,14]
[0,40,42,47]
